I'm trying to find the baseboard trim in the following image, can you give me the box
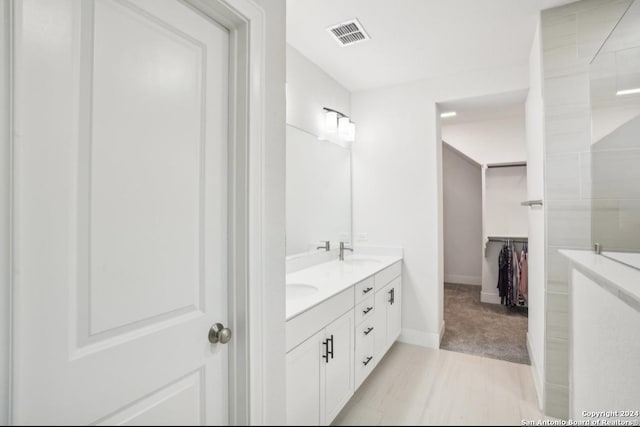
[444,274,481,286]
[439,321,446,346]
[398,327,440,349]
[527,332,544,411]
[480,291,501,304]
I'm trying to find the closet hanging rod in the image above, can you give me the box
[487,236,528,243]
[486,162,527,169]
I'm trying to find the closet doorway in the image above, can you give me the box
[439,91,530,365]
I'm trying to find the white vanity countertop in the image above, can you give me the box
[560,249,640,311]
[286,254,403,321]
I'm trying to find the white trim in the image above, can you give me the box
[444,274,481,286]
[481,291,501,304]
[1,1,13,424]
[184,1,276,425]
[527,332,544,410]
[439,321,446,345]
[398,327,441,349]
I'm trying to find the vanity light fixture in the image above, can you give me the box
[616,88,640,96]
[325,110,339,132]
[440,111,457,118]
[345,122,355,142]
[338,116,351,138]
[324,107,356,143]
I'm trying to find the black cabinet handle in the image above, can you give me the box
[362,287,373,294]
[364,327,374,336]
[322,339,329,363]
[388,288,395,305]
[329,334,333,359]
[362,306,373,315]
[363,356,373,366]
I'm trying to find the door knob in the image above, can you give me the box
[208,323,232,344]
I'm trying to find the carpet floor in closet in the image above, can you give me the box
[440,282,529,365]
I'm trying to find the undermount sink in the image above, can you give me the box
[286,283,319,298]
[342,258,381,265]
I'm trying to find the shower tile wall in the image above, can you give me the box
[540,0,632,419]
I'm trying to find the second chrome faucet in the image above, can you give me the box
[339,241,353,261]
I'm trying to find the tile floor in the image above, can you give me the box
[332,342,547,426]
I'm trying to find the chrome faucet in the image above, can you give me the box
[339,241,353,261]
[317,240,330,251]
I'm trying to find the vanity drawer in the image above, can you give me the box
[374,261,401,292]
[354,325,375,388]
[286,287,354,352]
[354,276,375,303]
[354,295,375,325]
[355,321,376,349]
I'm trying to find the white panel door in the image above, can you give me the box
[321,310,354,425]
[286,331,322,426]
[14,0,229,424]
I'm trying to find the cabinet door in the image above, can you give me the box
[386,276,402,348]
[287,331,323,426]
[373,287,388,362]
[321,310,354,425]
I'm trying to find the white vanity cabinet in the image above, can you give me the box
[286,329,323,425]
[286,258,402,426]
[322,310,355,424]
[286,290,354,426]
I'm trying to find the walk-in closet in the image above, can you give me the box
[440,91,532,365]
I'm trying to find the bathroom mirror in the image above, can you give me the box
[589,0,640,256]
[286,125,352,256]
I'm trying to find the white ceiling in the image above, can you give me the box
[287,0,575,92]
[438,90,527,125]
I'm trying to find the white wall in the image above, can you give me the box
[286,44,350,137]
[442,144,482,286]
[570,269,640,421]
[525,21,546,410]
[352,63,529,348]
[484,167,529,239]
[442,116,527,165]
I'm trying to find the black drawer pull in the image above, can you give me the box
[363,356,373,366]
[362,286,373,294]
[388,288,395,305]
[362,306,373,315]
[363,327,374,336]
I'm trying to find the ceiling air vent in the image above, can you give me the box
[327,19,370,47]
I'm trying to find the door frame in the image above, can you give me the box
[3,0,274,424]
[1,0,12,425]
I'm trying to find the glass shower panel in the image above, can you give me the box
[589,0,640,259]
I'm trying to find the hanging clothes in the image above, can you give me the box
[497,241,528,307]
[497,242,513,305]
[519,243,528,303]
[512,244,520,305]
